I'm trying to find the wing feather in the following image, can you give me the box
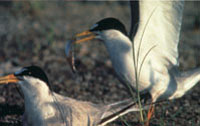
[133,1,184,75]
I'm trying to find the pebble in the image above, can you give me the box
[0,96,5,103]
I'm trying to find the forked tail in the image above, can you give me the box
[171,68,200,99]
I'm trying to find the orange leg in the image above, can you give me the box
[145,103,155,126]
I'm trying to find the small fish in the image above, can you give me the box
[65,37,77,73]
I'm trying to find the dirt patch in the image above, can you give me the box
[0,1,199,126]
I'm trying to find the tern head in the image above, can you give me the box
[69,18,133,84]
[0,66,51,98]
[69,17,134,90]
[73,17,132,63]
[74,17,129,44]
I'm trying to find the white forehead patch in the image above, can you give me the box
[90,23,98,30]
[15,68,27,75]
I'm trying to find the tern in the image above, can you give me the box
[65,0,200,122]
[0,65,149,126]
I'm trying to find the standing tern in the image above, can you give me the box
[65,0,200,122]
[0,65,148,126]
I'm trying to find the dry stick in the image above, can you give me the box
[133,6,158,123]
[137,44,157,124]
[138,45,157,81]
[136,7,157,72]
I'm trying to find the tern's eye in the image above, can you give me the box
[15,66,49,85]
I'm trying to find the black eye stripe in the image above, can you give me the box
[90,17,128,36]
[14,66,49,87]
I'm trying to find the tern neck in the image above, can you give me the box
[19,77,55,125]
[19,77,53,105]
[101,30,136,89]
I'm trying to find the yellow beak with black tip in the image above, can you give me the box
[0,74,19,85]
[74,30,96,44]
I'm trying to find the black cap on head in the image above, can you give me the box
[14,66,49,85]
[89,17,128,36]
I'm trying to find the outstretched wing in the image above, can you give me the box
[132,1,184,75]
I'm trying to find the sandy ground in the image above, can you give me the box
[0,1,199,126]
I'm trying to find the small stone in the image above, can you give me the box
[195,107,200,114]
[0,96,5,103]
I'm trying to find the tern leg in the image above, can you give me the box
[145,102,155,126]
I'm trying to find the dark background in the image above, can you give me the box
[0,1,199,126]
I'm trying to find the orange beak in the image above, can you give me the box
[0,74,19,85]
[74,30,96,44]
